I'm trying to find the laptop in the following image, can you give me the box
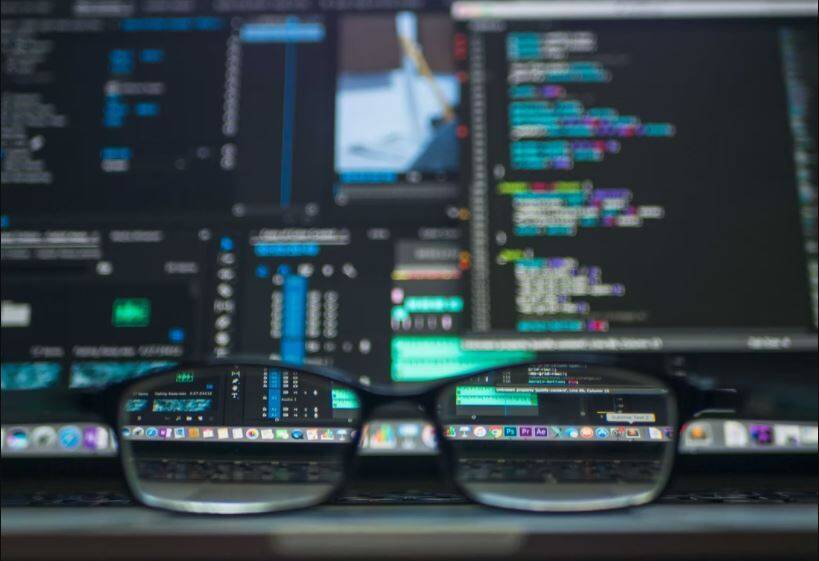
[1,0,817,558]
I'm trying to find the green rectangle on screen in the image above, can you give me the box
[390,336,535,382]
[332,387,359,409]
[112,298,151,327]
[455,386,538,407]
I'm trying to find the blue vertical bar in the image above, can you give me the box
[279,41,297,207]
[282,275,306,364]
[268,369,282,419]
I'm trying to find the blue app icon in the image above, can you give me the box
[145,427,159,438]
[565,427,579,439]
[58,426,82,450]
[291,430,304,440]
[595,427,609,439]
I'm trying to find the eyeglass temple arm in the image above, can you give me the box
[670,374,741,421]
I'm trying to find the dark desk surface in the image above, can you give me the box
[2,504,817,561]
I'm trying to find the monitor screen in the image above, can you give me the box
[1,0,478,395]
[1,0,817,457]
[454,1,818,353]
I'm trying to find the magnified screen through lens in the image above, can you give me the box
[118,365,361,514]
[436,363,677,512]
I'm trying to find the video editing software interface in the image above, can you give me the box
[1,1,817,456]
[122,365,360,444]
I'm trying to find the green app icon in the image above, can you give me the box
[112,298,151,327]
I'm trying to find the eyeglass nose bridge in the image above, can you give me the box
[359,397,435,424]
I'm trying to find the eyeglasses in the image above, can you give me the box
[78,358,737,514]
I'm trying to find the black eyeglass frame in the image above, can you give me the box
[73,354,738,515]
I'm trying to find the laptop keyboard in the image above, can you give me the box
[136,458,343,483]
[2,489,816,507]
[455,458,663,483]
[129,457,662,484]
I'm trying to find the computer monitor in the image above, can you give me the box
[1,0,469,395]
[454,0,818,353]
[1,0,817,458]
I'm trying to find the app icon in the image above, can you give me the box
[534,426,548,438]
[83,427,99,450]
[648,427,664,441]
[145,427,158,438]
[187,427,200,439]
[749,424,773,445]
[688,424,708,439]
[32,426,57,448]
[550,426,562,438]
[7,428,30,451]
[96,427,110,450]
[369,424,396,449]
[565,427,579,439]
[275,429,290,440]
[121,426,132,438]
[503,426,517,438]
[260,429,275,440]
[202,428,215,439]
[157,428,169,439]
[174,427,186,439]
[580,426,595,439]
[446,426,457,438]
[800,425,818,446]
[685,422,712,445]
[594,427,609,439]
[489,426,503,439]
[306,429,319,441]
[625,428,641,439]
[610,427,625,439]
[132,427,144,437]
[421,425,436,448]
[398,423,420,437]
[217,427,229,440]
[231,427,244,440]
[774,424,801,447]
[320,429,335,441]
[58,426,82,450]
[723,421,749,448]
[245,428,260,440]
[291,430,304,440]
[473,426,487,438]
[519,426,533,437]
